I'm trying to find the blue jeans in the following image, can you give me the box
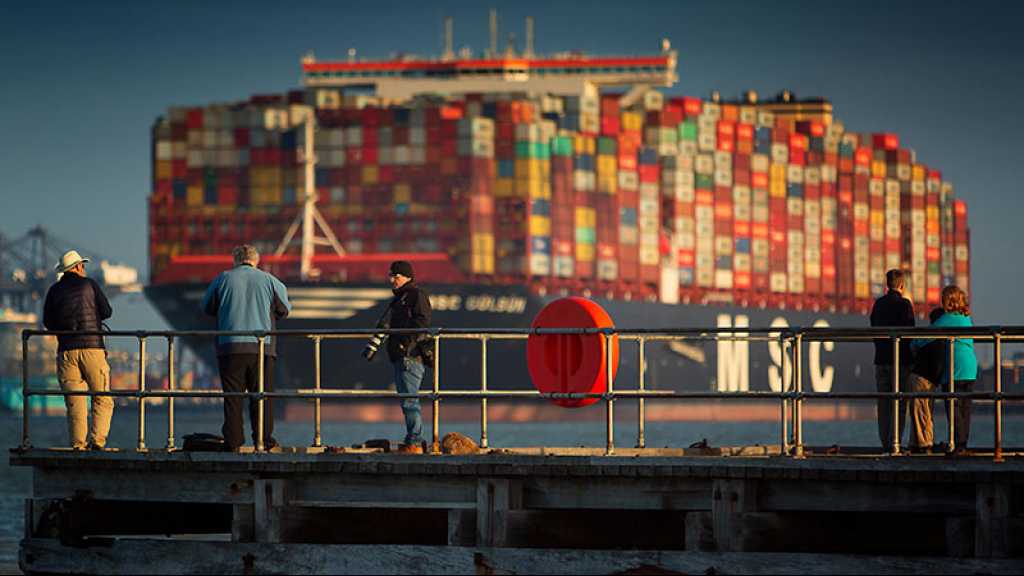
[393,357,425,445]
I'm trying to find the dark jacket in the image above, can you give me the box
[869,290,915,366]
[911,339,946,384]
[42,272,112,352]
[386,282,432,363]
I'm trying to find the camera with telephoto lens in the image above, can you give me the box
[362,316,389,362]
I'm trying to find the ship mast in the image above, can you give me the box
[273,104,346,281]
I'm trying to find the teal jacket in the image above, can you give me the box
[911,312,977,384]
[201,264,292,356]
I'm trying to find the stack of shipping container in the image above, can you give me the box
[150,88,970,313]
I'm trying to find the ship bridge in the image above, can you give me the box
[301,12,676,99]
[302,53,677,99]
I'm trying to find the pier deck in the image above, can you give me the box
[9,446,1024,574]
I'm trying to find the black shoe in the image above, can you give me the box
[909,445,933,455]
[86,442,107,451]
[260,437,280,450]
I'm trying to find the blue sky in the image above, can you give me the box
[1,0,1022,331]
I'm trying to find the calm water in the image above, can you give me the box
[3,406,1023,572]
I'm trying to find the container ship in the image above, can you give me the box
[146,27,971,398]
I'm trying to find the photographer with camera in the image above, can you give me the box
[364,260,432,454]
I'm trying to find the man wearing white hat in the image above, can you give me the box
[43,250,114,450]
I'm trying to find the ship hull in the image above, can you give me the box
[147,282,879,395]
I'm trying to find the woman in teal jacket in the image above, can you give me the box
[911,285,977,452]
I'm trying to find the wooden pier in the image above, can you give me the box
[8,447,1024,574]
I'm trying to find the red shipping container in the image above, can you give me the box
[217,185,239,205]
[789,133,808,151]
[736,123,754,141]
[186,109,203,129]
[789,149,806,166]
[872,133,899,151]
[751,172,769,189]
[639,165,659,183]
[855,148,872,166]
[680,97,703,118]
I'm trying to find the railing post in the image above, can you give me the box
[947,337,956,453]
[432,333,441,453]
[605,330,615,456]
[637,336,646,449]
[257,335,265,453]
[780,331,789,456]
[21,331,30,449]
[313,336,322,448]
[793,332,804,458]
[994,332,1003,463]
[480,336,489,450]
[137,336,147,451]
[892,337,902,455]
[166,336,175,450]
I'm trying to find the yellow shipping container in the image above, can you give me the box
[394,183,411,204]
[538,181,552,199]
[362,165,379,185]
[597,155,617,176]
[576,242,595,262]
[621,111,643,133]
[574,134,596,155]
[516,178,542,198]
[912,164,926,182]
[871,160,887,179]
[156,160,172,180]
[769,179,786,198]
[769,163,786,183]
[529,215,551,236]
[575,207,596,228]
[186,186,204,206]
[494,178,515,198]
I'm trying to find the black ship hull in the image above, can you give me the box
[147,282,879,395]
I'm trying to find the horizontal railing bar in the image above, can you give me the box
[23,388,1024,402]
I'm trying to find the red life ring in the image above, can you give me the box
[526,297,619,408]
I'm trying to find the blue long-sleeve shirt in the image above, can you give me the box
[200,264,291,356]
[910,312,977,384]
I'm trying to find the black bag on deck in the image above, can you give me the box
[182,433,226,452]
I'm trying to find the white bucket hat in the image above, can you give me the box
[55,250,90,274]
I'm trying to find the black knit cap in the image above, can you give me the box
[389,260,415,279]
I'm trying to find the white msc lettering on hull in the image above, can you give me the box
[717,315,834,393]
[716,314,749,392]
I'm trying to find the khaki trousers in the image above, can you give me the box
[909,373,937,449]
[57,349,113,449]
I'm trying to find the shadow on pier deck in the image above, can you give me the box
[9,446,1024,574]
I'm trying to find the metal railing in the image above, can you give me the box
[19,326,1024,461]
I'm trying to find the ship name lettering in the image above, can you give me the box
[429,294,462,311]
[465,295,527,314]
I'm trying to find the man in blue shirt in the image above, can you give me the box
[201,245,291,451]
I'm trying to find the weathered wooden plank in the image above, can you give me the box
[20,538,1024,575]
[253,479,285,543]
[32,468,255,504]
[290,500,475,510]
[287,474,476,508]
[758,480,976,514]
[475,478,522,547]
[976,483,1011,558]
[523,477,711,511]
[711,479,758,552]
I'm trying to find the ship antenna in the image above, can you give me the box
[443,17,454,61]
[489,8,498,58]
[525,16,534,58]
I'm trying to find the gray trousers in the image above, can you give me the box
[875,364,911,450]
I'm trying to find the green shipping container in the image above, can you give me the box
[597,137,617,155]
[575,227,596,244]
[516,142,551,158]
[678,121,698,142]
[552,136,573,156]
[696,173,714,189]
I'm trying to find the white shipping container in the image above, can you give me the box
[695,154,714,175]
[756,110,775,128]
[697,132,716,152]
[751,154,770,173]
[771,144,788,164]
[786,164,804,184]
[155,141,172,161]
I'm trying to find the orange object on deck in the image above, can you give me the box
[526,297,619,408]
